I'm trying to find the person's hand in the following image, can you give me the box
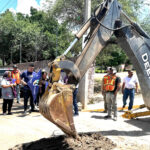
[135,89,138,94]
[114,91,117,96]
[40,89,42,94]
[10,84,13,87]
[48,83,52,87]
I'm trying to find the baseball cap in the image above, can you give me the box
[29,63,34,67]
[107,67,111,71]
[110,67,117,74]
[13,64,18,68]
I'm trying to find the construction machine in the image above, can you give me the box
[39,0,150,138]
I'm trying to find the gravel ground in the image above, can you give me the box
[0,92,150,150]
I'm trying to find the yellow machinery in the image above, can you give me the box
[122,104,150,119]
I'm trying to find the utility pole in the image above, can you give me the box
[78,0,91,109]
[35,35,38,61]
[11,48,13,64]
[20,40,22,64]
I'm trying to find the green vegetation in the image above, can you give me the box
[0,0,149,68]
[0,8,73,66]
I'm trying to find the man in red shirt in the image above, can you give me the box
[11,65,21,103]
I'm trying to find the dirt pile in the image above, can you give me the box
[10,133,116,150]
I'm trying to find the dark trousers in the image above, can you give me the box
[73,88,79,115]
[23,88,35,111]
[3,99,13,113]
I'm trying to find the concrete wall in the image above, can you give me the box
[0,60,51,73]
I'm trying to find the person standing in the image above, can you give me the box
[1,71,16,115]
[64,72,79,116]
[21,64,36,114]
[39,70,48,98]
[11,65,21,103]
[73,84,79,116]
[122,70,138,110]
[101,67,111,113]
[103,67,121,121]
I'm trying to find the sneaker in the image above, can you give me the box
[74,113,79,116]
[104,115,111,119]
[34,106,39,111]
[3,113,7,115]
[8,112,12,115]
[113,117,117,121]
[23,111,27,115]
[122,105,125,109]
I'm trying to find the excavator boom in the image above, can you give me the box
[39,0,150,137]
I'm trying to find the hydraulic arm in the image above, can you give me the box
[39,0,150,138]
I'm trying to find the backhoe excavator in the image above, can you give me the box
[39,0,150,138]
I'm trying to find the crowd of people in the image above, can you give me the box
[1,63,138,120]
[1,63,79,116]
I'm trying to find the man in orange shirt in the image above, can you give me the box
[11,65,21,103]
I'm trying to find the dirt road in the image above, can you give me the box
[0,94,150,150]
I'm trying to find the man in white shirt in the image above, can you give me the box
[122,70,138,110]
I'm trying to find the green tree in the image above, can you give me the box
[51,0,142,26]
[0,10,16,65]
[50,0,143,68]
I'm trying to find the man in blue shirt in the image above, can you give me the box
[21,64,36,114]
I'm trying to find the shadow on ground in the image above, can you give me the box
[101,118,150,137]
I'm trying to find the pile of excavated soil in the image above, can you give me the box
[10,133,116,150]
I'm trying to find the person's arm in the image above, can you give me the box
[1,79,14,88]
[21,80,27,85]
[2,84,14,88]
[101,78,105,96]
[135,82,138,93]
[20,72,27,86]
[38,80,42,93]
[122,82,125,94]
[114,77,121,95]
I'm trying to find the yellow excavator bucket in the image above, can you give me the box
[39,82,77,138]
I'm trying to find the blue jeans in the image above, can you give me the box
[73,88,79,115]
[16,84,20,102]
[123,88,135,110]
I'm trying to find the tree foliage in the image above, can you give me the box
[0,8,73,66]
[0,0,148,69]
[51,0,143,26]
[50,0,144,68]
